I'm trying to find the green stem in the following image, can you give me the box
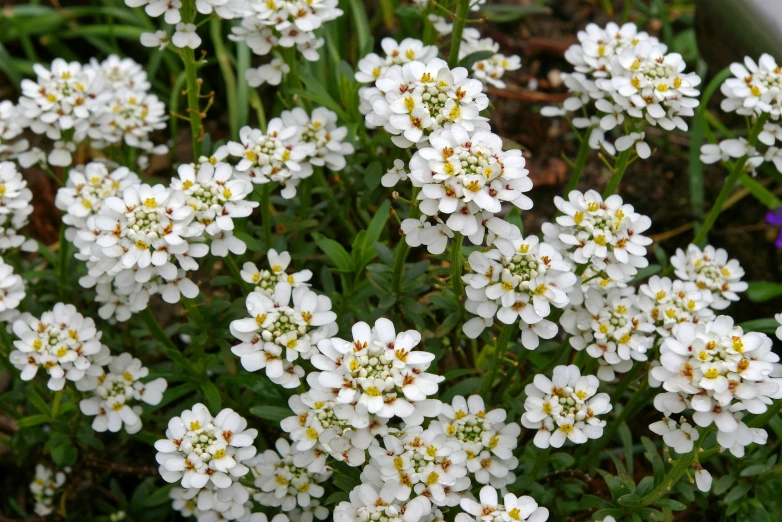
[140,307,179,353]
[641,437,703,506]
[565,134,591,195]
[298,178,312,221]
[479,322,516,397]
[210,17,238,139]
[260,184,273,248]
[392,241,410,295]
[448,0,471,68]
[180,0,202,159]
[602,148,632,197]
[692,112,770,246]
[58,223,68,299]
[224,255,250,296]
[584,372,648,469]
[451,231,464,297]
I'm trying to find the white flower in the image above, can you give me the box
[462,234,576,348]
[79,352,167,434]
[438,395,520,489]
[637,276,714,337]
[615,131,651,158]
[355,38,438,84]
[364,57,489,148]
[311,318,444,428]
[140,30,169,50]
[671,244,747,309]
[522,365,612,449]
[0,161,34,252]
[334,481,432,522]
[230,281,337,387]
[0,101,31,162]
[173,23,202,49]
[457,486,548,522]
[0,257,24,324]
[245,58,290,87]
[10,303,108,391]
[459,32,521,90]
[281,106,354,171]
[226,122,315,198]
[30,464,69,517]
[155,403,258,495]
[720,54,782,119]
[544,189,652,285]
[250,438,332,511]
[694,466,712,492]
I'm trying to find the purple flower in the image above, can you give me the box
[766,208,782,249]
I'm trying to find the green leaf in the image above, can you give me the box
[713,475,735,496]
[654,498,686,511]
[458,50,494,69]
[16,414,50,428]
[249,405,292,423]
[51,439,78,466]
[724,482,752,504]
[439,377,482,403]
[738,318,781,334]
[740,463,769,477]
[314,234,353,272]
[365,200,391,247]
[746,282,782,302]
[201,380,222,412]
[365,160,383,190]
[635,476,655,498]
[478,4,552,23]
[26,388,52,416]
[346,0,373,57]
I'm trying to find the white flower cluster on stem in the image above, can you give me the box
[17,56,168,168]
[700,54,782,176]
[0,256,25,324]
[226,106,352,199]
[542,22,701,158]
[79,352,168,433]
[670,244,747,309]
[456,485,549,522]
[521,365,612,448]
[650,317,782,457]
[155,403,260,521]
[9,303,110,391]
[0,161,35,252]
[30,464,69,517]
[462,234,577,349]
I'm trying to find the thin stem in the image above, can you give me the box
[58,223,68,299]
[641,433,706,506]
[565,134,591,195]
[693,113,770,246]
[181,0,203,159]
[140,307,179,353]
[448,0,471,68]
[51,390,64,419]
[479,322,516,398]
[392,241,410,295]
[224,255,250,296]
[260,184,273,248]
[450,231,464,298]
[602,148,632,197]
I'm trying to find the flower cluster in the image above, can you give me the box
[0,257,25,324]
[241,249,312,297]
[393,124,533,253]
[30,465,69,517]
[458,28,522,90]
[0,161,35,252]
[230,0,344,78]
[79,352,168,434]
[637,275,714,337]
[561,286,655,381]
[521,365,612,448]
[226,106,352,199]
[650,317,782,456]
[171,160,258,256]
[155,404,259,521]
[542,22,701,157]
[462,234,577,348]
[363,57,489,148]
[334,481,433,522]
[311,318,444,428]
[670,244,747,309]
[10,303,109,391]
[17,56,167,168]
[230,280,337,388]
[456,486,549,522]
[0,100,34,163]
[700,54,782,176]
[437,395,520,489]
[249,438,332,512]
[543,190,652,286]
